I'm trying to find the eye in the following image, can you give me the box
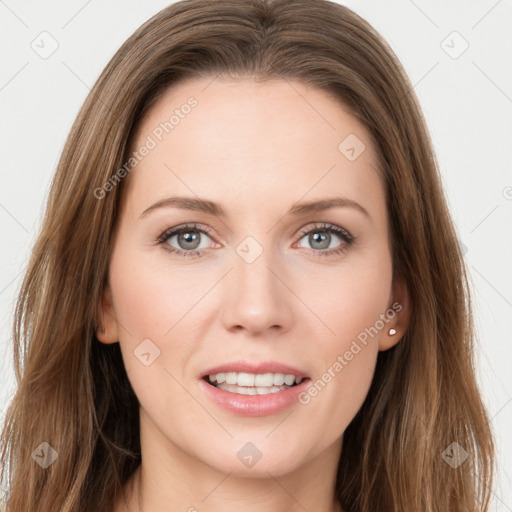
[156,222,356,259]
[156,223,215,258]
[293,222,355,258]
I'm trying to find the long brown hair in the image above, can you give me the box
[0,1,495,510]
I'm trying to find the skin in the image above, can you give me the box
[98,76,411,512]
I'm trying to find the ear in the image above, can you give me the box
[96,283,119,344]
[378,278,411,351]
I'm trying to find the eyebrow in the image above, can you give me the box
[139,195,371,219]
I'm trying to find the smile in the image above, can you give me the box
[206,371,303,395]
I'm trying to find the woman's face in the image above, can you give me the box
[98,77,409,477]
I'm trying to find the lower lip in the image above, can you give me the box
[199,377,310,417]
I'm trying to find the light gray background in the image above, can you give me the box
[0,0,511,509]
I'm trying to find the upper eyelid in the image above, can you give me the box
[157,223,212,242]
[295,222,353,239]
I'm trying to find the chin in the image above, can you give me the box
[194,438,309,478]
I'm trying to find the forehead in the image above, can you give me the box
[123,77,384,221]
[133,77,377,154]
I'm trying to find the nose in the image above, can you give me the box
[220,240,293,336]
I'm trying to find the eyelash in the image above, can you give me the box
[155,222,356,259]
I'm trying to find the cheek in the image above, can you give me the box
[107,242,194,394]
[294,250,392,426]
[108,246,201,416]
[303,249,393,353]
[109,242,199,338]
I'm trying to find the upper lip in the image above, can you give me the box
[201,360,309,379]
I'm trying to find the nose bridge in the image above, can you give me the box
[221,233,292,333]
[234,233,281,302]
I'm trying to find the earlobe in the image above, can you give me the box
[96,284,119,344]
[378,278,411,351]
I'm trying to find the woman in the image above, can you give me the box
[0,0,495,510]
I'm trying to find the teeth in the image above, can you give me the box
[216,383,291,395]
[225,372,237,385]
[207,371,304,388]
[254,373,274,387]
[273,373,285,385]
[284,374,295,386]
[237,372,255,386]
[214,372,226,383]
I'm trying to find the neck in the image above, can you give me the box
[115,410,344,512]
[130,465,343,512]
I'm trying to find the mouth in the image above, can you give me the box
[202,372,308,396]
[199,364,312,416]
